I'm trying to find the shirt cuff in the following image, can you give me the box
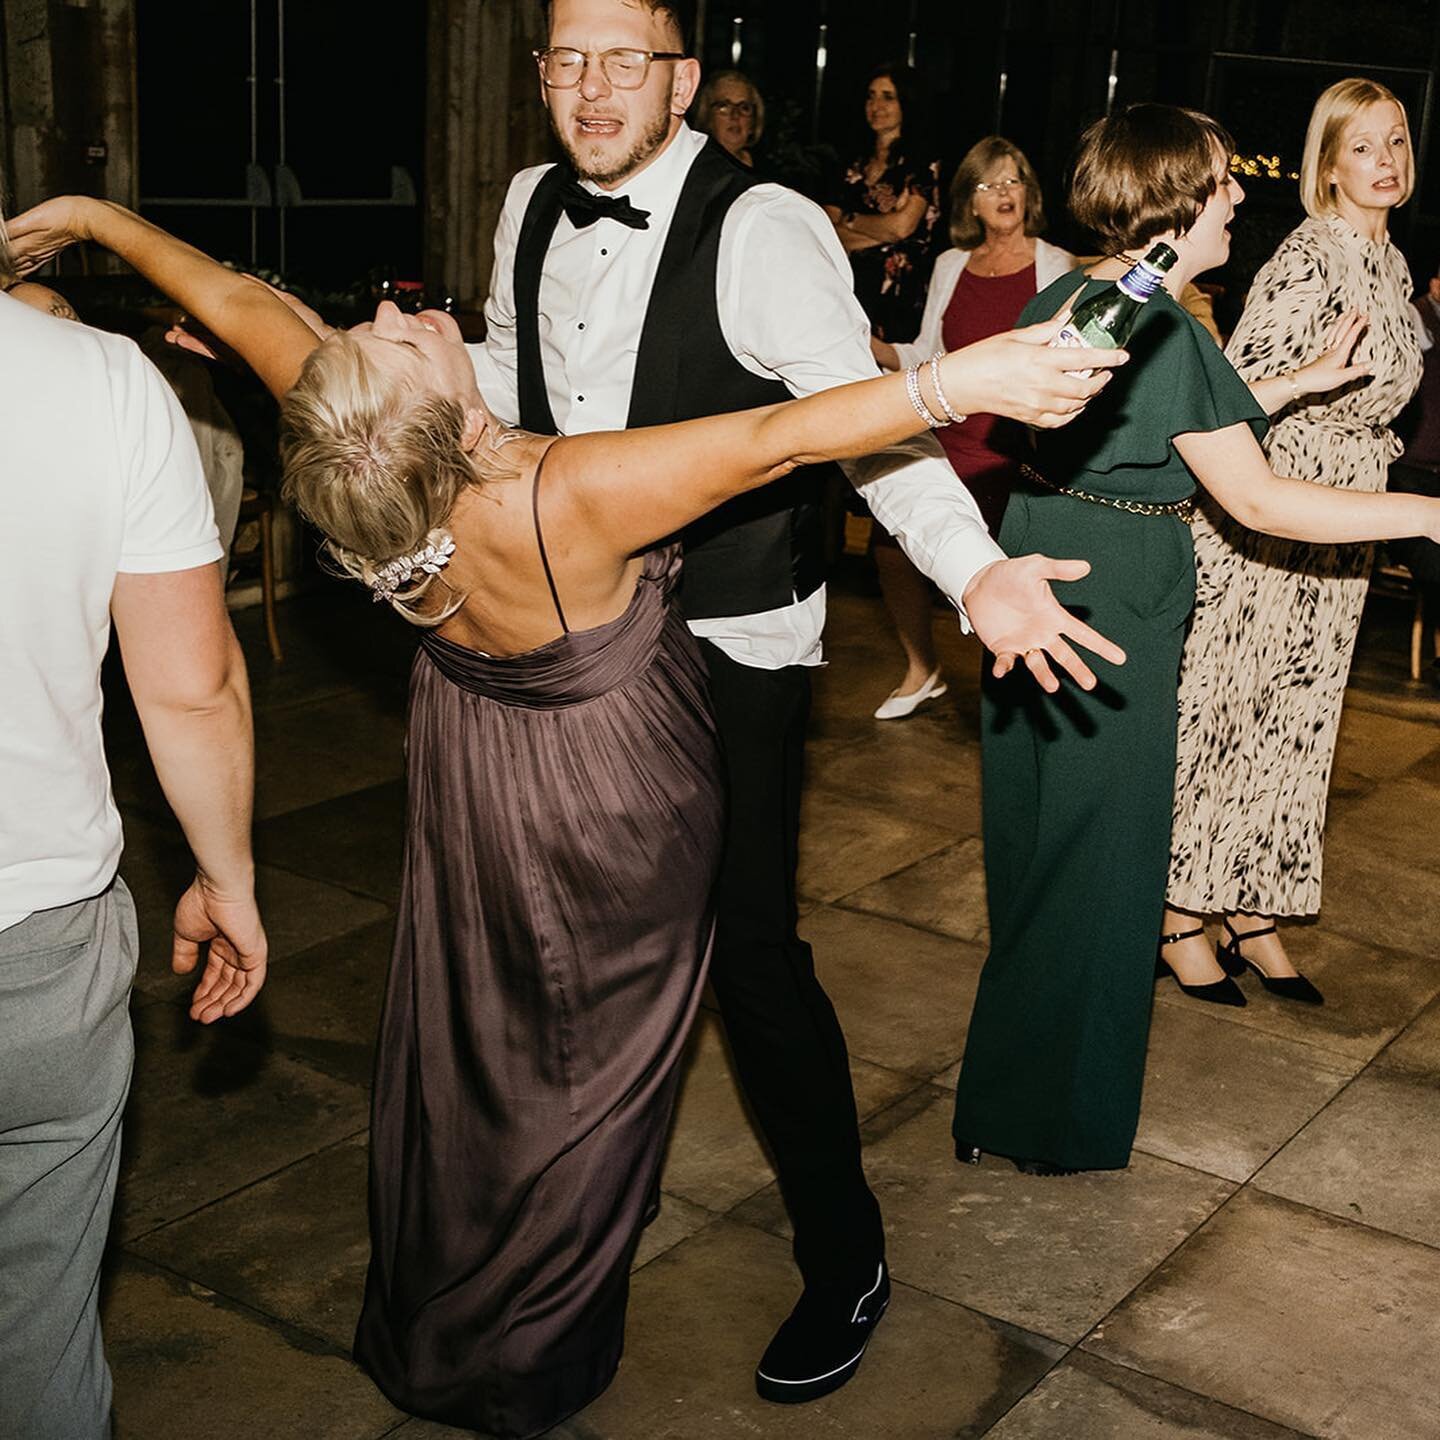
[922,528,1005,635]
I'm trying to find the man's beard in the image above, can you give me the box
[552,89,675,186]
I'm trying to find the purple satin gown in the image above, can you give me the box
[354,529,723,1438]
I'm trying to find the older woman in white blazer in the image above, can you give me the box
[869,136,1075,717]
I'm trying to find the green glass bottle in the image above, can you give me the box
[1052,241,1178,370]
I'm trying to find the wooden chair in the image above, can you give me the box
[230,487,284,663]
[1372,560,1432,681]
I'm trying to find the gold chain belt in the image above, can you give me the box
[1019,463,1195,519]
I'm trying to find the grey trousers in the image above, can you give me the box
[0,880,137,1440]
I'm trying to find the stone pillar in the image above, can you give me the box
[0,0,137,215]
[424,0,554,309]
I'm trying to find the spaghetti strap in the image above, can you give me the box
[531,443,570,634]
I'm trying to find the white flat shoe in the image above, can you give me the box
[873,669,947,720]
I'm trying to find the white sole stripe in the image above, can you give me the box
[756,1340,871,1387]
[849,1262,886,1325]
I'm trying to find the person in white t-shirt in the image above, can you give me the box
[0,254,267,1440]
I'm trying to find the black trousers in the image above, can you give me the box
[699,640,885,1294]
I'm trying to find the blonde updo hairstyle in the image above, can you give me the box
[1300,77,1413,219]
[280,332,516,626]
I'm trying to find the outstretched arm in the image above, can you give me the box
[6,197,319,398]
[561,313,1124,555]
[1176,422,1440,543]
[552,315,1130,690]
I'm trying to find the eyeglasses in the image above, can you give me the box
[712,100,755,117]
[533,47,686,90]
[974,178,1025,193]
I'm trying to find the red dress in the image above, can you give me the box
[938,263,1037,537]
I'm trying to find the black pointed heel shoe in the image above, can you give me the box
[1156,927,1247,1006]
[1217,919,1324,1005]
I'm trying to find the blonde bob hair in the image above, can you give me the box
[949,135,1045,249]
[280,333,517,626]
[1300,77,1413,219]
[693,70,764,148]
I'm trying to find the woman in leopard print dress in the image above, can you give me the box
[1163,79,1424,1000]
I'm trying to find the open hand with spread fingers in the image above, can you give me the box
[1295,306,1371,396]
[963,554,1127,692]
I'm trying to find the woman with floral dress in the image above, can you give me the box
[825,63,941,344]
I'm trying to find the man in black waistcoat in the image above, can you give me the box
[471,0,1124,1407]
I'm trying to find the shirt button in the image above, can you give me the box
[577,395,585,402]
[600,248,609,256]
[578,322,586,330]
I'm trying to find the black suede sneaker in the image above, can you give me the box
[754,1261,890,1405]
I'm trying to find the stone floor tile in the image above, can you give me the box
[1377,992,1440,1078]
[244,917,394,1088]
[801,905,983,1077]
[106,1260,399,1440]
[249,691,409,821]
[842,836,990,944]
[659,1010,916,1212]
[806,725,984,835]
[797,786,957,902]
[1330,704,1440,786]
[1329,776,1440,877]
[1404,736,1440,786]
[1252,1068,1440,1248]
[1085,1188,1440,1440]
[256,780,407,905]
[116,1003,369,1240]
[128,1137,371,1351]
[1134,1002,1361,1182]
[984,1352,1310,1439]
[632,1194,717,1272]
[121,817,391,1003]
[845,1094,1235,1344]
[1154,925,1440,1062]
[571,1220,1062,1439]
[1316,831,1440,963]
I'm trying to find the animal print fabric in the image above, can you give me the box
[1168,215,1422,917]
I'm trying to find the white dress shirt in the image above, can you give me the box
[472,123,1003,669]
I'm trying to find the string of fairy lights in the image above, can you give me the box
[1231,152,1301,182]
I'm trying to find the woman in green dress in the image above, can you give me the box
[952,104,1440,1176]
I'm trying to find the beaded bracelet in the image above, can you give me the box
[929,352,968,425]
[905,363,948,428]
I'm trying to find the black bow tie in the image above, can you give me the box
[559,180,651,231]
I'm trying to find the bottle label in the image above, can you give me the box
[1117,261,1166,303]
[1050,323,1094,378]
